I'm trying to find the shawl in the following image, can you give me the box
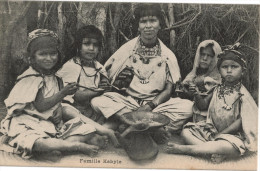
[208,85,258,152]
[1,67,61,134]
[104,36,181,84]
[4,67,44,117]
[183,40,222,85]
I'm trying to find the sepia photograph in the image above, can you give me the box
[0,0,258,170]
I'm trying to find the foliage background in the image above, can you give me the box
[0,1,258,102]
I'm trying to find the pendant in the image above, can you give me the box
[222,104,232,110]
[140,79,149,84]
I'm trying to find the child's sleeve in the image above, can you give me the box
[56,60,81,86]
[4,76,43,115]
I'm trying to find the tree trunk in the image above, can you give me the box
[168,4,176,51]
[57,2,66,57]
[108,3,122,55]
[0,1,31,101]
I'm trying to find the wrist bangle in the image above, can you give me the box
[146,101,157,110]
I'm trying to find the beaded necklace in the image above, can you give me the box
[218,82,243,110]
[135,39,161,65]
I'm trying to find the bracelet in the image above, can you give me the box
[146,101,157,110]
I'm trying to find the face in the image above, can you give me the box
[33,48,58,71]
[138,16,160,42]
[199,46,215,69]
[219,60,243,85]
[80,38,99,60]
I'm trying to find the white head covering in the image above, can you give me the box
[183,40,222,84]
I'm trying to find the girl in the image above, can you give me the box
[182,40,222,122]
[166,45,258,162]
[0,29,111,159]
[57,25,119,147]
[57,25,108,124]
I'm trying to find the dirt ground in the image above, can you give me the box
[0,102,257,170]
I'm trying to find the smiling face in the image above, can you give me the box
[138,16,160,44]
[219,60,243,85]
[33,48,58,72]
[199,46,215,69]
[80,38,99,61]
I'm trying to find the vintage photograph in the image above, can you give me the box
[0,0,258,170]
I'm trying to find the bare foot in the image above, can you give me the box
[89,134,109,149]
[79,144,99,157]
[153,127,171,144]
[211,154,226,164]
[166,142,184,154]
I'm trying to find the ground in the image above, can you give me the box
[0,102,257,170]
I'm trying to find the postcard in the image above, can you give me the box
[0,0,258,170]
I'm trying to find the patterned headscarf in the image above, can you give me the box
[217,42,247,70]
[27,29,59,57]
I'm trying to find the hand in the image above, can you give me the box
[50,106,63,125]
[117,66,133,79]
[188,83,199,96]
[114,67,134,89]
[98,78,112,92]
[61,82,78,96]
[136,104,153,112]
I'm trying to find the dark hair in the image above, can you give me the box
[134,3,164,27]
[75,25,104,55]
[200,43,215,57]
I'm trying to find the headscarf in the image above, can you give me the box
[27,29,59,57]
[217,42,247,70]
[27,29,61,74]
[183,40,222,85]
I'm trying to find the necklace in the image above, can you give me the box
[81,59,94,67]
[136,39,161,58]
[218,82,243,110]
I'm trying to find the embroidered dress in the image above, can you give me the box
[184,84,258,154]
[183,40,222,122]
[57,57,108,121]
[0,67,96,158]
[91,37,193,132]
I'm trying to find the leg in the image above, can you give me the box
[65,133,109,149]
[154,98,193,133]
[33,138,99,157]
[181,128,205,145]
[102,107,132,130]
[62,105,120,147]
[166,140,239,156]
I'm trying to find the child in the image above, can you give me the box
[0,29,112,159]
[182,40,222,122]
[167,44,258,163]
[57,25,108,124]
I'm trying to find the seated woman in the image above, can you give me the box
[0,29,111,159]
[91,3,193,143]
[167,45,258,163]
[182,40,222,122]
[57,25,107,124]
